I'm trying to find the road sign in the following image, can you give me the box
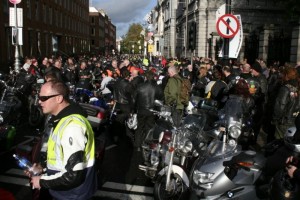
[216,4,225,23]
[219,15,243,59]
[9,7,23,27]
[148,39,153,44]
[9,0,21,4]
[148,44,154,53]
[216,14,240,39]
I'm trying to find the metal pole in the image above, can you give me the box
[185,0,188,58]
[223,0,231,65]
[14,3,20,73]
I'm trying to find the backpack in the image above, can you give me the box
[176,77,192,106]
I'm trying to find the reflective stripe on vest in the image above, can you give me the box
[47,114,95,171]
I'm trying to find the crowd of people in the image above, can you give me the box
[13,53,300,199]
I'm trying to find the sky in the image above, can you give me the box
[91,0,157,38]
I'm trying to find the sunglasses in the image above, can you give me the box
[38,94,61,102]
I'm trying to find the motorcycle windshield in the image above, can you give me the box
[219,95,245,123]
[183,113,206,133]
[206,140,240,158]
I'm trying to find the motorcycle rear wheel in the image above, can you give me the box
[153,174,188,200]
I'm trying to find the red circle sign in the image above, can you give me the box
[216,14,240,39]
[9,0,21,4]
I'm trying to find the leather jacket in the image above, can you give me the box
[113,77,132,105]
[133,80,163,115]
[272,80,300,124]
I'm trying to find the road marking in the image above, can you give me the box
[0,175,30,187]
[105,144,117,151]
[94,190,153,200]
[0,136,34,156]
[1,169,155,199]
[102,181,153,194]
[6,168,25,176]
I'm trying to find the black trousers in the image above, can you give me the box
[134,114,155,148]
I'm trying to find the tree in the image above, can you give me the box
[121,23,145,54]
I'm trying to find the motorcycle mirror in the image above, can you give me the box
[154,100,164,107]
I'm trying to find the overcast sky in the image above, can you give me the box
[91,0,157,38]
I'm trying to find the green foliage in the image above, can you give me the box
[121,23,145,54]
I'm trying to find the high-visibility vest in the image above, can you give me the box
[47,114,95,171]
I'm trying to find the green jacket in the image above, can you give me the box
[164,74,184,110]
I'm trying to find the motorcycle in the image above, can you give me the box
[189,98,265,200]
[73,87,109,132]
[28,78,45,127]
[139,100,208,199]
[0,79,26,151]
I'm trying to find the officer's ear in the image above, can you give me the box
[56,95,64,104]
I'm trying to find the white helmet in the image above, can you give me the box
[185,101,195,114]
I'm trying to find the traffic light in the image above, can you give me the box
[188,21,196,51]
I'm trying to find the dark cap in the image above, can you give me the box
[251,62,262,73]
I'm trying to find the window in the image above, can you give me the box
[27,0,31,19]
[3,0,9,14]
[91,17,95,24]
[91,28,95,36]
[43,4,47,24]
[91,39,95,45]
[35,0,39,21]
[49,7,53,25]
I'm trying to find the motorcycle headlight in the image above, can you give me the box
[150,149,159,166]
[193,170,214,188]
[182,140,193,153]
[229,125,241,139]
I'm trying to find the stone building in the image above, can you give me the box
[152,0,300,65]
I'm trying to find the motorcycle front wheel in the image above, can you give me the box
[153,174,188,200]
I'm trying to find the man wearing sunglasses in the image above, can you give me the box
[25,81,97,200]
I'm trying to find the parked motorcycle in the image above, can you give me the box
[0,79,27,151]
[189,98,265,200]
[74,88,110,132]
[28,78,45,127]
[139,100,208,199]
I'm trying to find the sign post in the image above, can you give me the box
[218,15,243,59]
[9,0,22,73]
[220,0,231,65]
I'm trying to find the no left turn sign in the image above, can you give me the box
[216,14,240,38]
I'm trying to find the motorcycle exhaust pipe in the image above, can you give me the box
[138,165,157,171]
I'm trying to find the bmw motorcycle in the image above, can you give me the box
[189,97,265,200]
[139,100,209,200]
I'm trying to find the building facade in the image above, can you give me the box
[152,0,300,64]
[89,7,116,56]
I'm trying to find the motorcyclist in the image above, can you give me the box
[272,67,300,139]
[265,114,300,178]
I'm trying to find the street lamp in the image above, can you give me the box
[9,0,21,73]
[132,44,135,54]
